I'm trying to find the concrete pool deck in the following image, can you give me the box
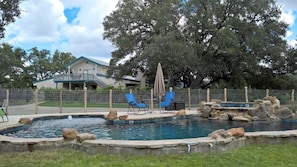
[1,104,297,155]
[1,103,198,127]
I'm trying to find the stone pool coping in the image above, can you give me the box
[1,111,297,155]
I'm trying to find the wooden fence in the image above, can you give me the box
[0,87,295,114]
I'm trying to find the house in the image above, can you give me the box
[33,56,145,90]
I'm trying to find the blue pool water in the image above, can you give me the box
[2,117,297,140]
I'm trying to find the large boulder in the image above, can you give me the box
[176,109,186,116]
[227,127,245,138]
[275,106,294,119]
[263,96,280,110]
[253,99,264,108]
[248,104,270,121]
[218,113,229,121]
[232,115,251,122]
[119,115,128,120]
[200,106,212,118]
[209,109,220,119]
[18,118,32,125]
[208,129,231,140]
[77,133,96,143]
[62,128,78,140]
[105,109,117,120]
[198,101,206,111]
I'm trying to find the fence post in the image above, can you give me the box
[207,88,210,102]
[109,89,112,110]
[84,87,87,113]
[60,89,63,113]
[35,89,38,114]
[245,86,248,102]
[266,89,269,97]
[6,89,9,115]
[292,89,295,102]
[198,88,201,104]
[150,89,153,111]
[128,89,132,113]
[224,88,227,102]
[188,88,191,110]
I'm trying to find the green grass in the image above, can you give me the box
[0,144,297,167]
[38,101,128,108]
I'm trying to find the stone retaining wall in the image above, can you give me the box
[1,130,297,155]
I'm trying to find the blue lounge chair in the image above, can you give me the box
[0,99,8,122]
[160,91,175,112]
[125,93,147,114]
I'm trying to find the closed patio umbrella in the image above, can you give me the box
[154,63,165,106]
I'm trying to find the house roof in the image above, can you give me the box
[67,56,109,67]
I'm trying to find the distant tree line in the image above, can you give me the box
[0,43,76,88]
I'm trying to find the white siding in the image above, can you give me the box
[33,78,63,89]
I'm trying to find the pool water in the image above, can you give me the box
[2,117,297,140]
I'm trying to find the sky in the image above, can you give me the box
[1,0,297,63]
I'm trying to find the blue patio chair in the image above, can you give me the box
[0,99,8,122]
[125,93,147,114]
[160,91,175,112]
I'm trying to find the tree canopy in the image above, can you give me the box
[103,0,290,89]
[0,0,23,38]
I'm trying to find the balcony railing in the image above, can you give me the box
[54,73,95,82]
[54,73,107,87]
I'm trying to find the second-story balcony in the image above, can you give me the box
[54,73,108,87]
[54,73,96,82]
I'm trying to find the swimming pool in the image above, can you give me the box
[2,115,297,140]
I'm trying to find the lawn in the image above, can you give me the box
[0,144,296,167]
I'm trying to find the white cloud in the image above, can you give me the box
[5,0,66,44]
[280,10,295,26]
[286,30,293,38]
[1,0,118,61]
[288,39,297,48]
[58,0,118,59]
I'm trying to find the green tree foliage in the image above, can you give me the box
[103,0,192,87]
[27,47,76,81]
[27,47,52,80]
[0,43,27,87]
[285,47,297,75]
[52,50,76,74]
[0,0,23,38]
[103,0,288,89]
[0,44,76,88]
[183,0,288,88]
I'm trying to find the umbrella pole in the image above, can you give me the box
[159,95,161,109]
